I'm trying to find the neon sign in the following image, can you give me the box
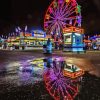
[63,27,84,34]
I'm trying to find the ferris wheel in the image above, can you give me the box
[44,0,82,38]
[43,57,78,100]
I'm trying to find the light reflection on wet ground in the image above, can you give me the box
[0,57,83,99]
[0,55,100,100]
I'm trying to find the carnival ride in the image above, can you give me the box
[43,57,84,100]
[44,0,85,52]
[19,57,84,100]
[44,0,82,40]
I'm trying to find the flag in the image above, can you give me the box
[18,26,21,31]
[15,28,19,33]
[25,25,28,31]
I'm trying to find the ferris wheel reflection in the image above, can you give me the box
[43,57,83,100]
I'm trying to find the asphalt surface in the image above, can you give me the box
[0,50,100,100]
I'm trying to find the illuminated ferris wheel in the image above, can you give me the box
[44,0,81,38]
[43,58,78,100]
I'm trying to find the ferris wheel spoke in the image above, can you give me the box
[57,2,61,16]
[61,3,68,13]
[66,4,76,16]
[63,16,76,20]
[45,20,55,24]
[48,6,55,16]
[62,1,70,13]
[62,83,69,97]
[66,10,76,18]
[67,6,76,15]
[64,4,76,16]
[57,23,61,34]
[68,85,78,93]
[59,20,68,25]
[60,2,71,16]
[54,9,58,17]
[60,1,65,12]
[49,7,56,18]
[50,23,57,33]
[49,23,56,30]
[58,21,65,30]
[45,21,55,28]
[61,5,74,18]
[55,24,59,34]
[56,8,60,17]
[73,20,77,26]
[63,1,71,11]
[61,7,68,16]
[65,89,73,99]
[46,22,55,32]
[57,23,64,34]
[50,15,57,20]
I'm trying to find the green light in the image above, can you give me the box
[77,5,81,13]
[54,1,58,8]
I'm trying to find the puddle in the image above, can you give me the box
[17,57,84,99]
[0,57,100,100]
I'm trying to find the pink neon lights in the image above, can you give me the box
[44,0,81,37]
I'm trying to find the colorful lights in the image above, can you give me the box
[44,0,82,38]
[43,57,83,100]
[63,64,84,78]
[63,27,84,34]
[18,57,84,99]
[30,58,44,68]
[65,0,70,3]
[77,5,81,13]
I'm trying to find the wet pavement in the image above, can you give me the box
[0,50,100,100]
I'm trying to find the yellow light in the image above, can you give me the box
[65,0,70,3]
[46,14,50,20]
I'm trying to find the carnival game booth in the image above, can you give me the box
[7,30,54,50]
[63,27,84,52]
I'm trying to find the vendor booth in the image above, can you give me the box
[63,27,84,52]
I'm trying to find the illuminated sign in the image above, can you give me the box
[74,28,84,33]
[25,33,32,37]
[32,30,46,38]
[34,33,45,38]
[63,27,84,34]
[63,70,84,78]
[63,27,73,33]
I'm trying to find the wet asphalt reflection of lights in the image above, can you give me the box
[0,57,85,100]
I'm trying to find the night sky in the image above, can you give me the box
[0,0,100,35]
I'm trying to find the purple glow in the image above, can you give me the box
[43,58,79,100]
[77,15,81,27]
[44,0,81,36]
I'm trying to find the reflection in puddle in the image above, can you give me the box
[0,57,84,100]
[27,57,84,100]
[0,57,100,100]
[18,60,43,85]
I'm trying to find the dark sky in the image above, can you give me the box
[0,0,100,35]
